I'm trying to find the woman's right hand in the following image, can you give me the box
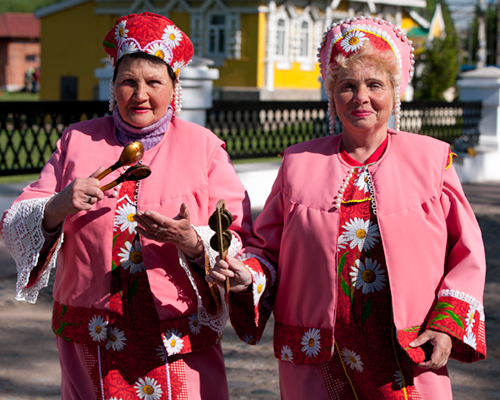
[206,255,253,293]
[43,167,105,232]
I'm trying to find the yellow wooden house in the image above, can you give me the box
[35,0,431,101]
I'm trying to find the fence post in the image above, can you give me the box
[178,56,219,127]
[455,67,500,183]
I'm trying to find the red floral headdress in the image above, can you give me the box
[102,12,193,78]
[318,16,414,96]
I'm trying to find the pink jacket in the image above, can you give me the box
[5,115,252,321]
[230,130,486,365]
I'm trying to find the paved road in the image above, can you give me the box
[0,182,499,399]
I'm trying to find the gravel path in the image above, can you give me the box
[0,190,499,399]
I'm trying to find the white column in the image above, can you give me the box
[265,1,276,92]
[455,67,500,182]
[94,58,113,101]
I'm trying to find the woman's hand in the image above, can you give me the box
[206,255,253,293]
[43,167,105,232]
[134,203,204,259]
[409,329,454,369]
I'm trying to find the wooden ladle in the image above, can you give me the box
[100,165,151,191]
[96,141,145,181]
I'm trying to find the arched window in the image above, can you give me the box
[299,20,310,58]
[276,18,287,57]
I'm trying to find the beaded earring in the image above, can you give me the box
[173,79,183,116]
[328,101,336,135]
[109,79,115,112]
[394,88,401,133]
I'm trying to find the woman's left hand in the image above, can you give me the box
[134,203,203,259]
[409,329,454,369]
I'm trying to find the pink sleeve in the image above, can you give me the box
[425,163,487,362]
[228,164,284,343]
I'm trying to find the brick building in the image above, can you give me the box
[0,13,40,92]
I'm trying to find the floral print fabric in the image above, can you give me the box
[321,163,421,399]
[52,180,194,399]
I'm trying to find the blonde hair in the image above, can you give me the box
[324,41,401,108]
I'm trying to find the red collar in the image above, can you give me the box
[340,136,388,166]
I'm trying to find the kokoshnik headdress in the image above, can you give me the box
[102,12,194,116]
[317,16,415,133]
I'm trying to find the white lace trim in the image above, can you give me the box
[2,197,63,304]
[438,289,485,321]
[176,225,243,334]
[239,252,277,286]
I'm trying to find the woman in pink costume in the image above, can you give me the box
[1,12,252,400]
[208,16,486,399]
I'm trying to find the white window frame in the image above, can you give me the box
[296,15,314,69]
[298,20,310,58]
[274,10,291,69]
[206,13,228,59]
[276,17,287,57]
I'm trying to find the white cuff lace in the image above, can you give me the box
[2,197,63,304]
[176,225,242,334]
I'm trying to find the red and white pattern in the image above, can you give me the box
[103,12,193,75]
[52,180,200,399]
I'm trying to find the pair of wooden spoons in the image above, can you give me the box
[97,141,151,191]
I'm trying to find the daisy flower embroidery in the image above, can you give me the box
[172,60,185,77]
[114,202,137,234]
[162,26,182,48]
[146,42,172,63]
[134,376,163,400]
[281,345,294,362]
[350,258,387,294]
[301,328,321,357]
[188,313,202,334]
[341,30,368,53]
[464,330,477,350]
[156,344,167,363]
[88,315,108,342]
[163,329,184,356]
[118,40,138,59]
[466,305,476,333]
[337,234,348,251]
[114,20,128,45]
[341,347,364,372]
[118,241,145,273]
[354,169,371,194]
[341,217,380,251]
[253,271,266,306]
[106,327,127,351]
[243,334,258,345]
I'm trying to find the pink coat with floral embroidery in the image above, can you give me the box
[230,130,486,368]
[7,115,252,320]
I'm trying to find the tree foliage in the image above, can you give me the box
[413,0,461,100]
[0,0,61,13]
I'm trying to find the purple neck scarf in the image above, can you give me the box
[113,106,173,151]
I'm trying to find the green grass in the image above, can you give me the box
[233,157,281,164]
[0,173,39,184]
[0,91,40,101]
[0,0,61,13]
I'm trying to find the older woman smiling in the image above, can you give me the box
[209,16,487,399]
